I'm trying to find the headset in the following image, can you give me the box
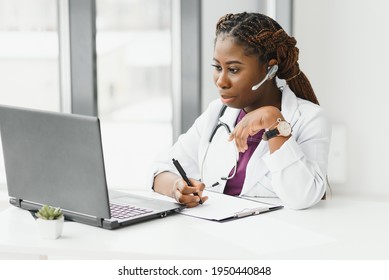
[251,64,278,91]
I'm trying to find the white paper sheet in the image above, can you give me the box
[180,190,282,221]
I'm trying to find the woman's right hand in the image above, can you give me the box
[172,178,208,208]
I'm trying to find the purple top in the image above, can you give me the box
[223,110,264,196]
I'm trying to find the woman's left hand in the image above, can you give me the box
[228,106,283,152]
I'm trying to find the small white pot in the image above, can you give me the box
[36,216,64,240]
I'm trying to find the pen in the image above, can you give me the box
[172,158,203,205]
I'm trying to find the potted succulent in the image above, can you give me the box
[35,205,64,239]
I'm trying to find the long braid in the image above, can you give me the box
[215,12,319,105]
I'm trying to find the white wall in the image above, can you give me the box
[294,0,389,197]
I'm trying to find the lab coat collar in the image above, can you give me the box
[280,85,300,125]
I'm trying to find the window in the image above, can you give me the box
[96,0,173,189]
[0,0,174,189]
[0,0,60,184]
[0,0,59,111]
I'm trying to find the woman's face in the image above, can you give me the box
[213,35,267,111]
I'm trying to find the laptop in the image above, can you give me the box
[0,105,183,229]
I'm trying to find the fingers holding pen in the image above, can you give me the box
[188,178,208,205]
[173,178,208,208]
[174,188,205,207]
[180,179,208,206]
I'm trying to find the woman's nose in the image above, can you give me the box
[215,72,230,89]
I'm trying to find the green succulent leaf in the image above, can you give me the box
[35,205,63,220]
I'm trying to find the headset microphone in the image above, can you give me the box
[251,65,278,91]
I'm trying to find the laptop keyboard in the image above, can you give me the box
[110,203,153,219]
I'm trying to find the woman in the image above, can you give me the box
[151,12,331,210]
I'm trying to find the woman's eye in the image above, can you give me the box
[211,64,222,71]
[229,68,239,74]
[211,64,239,74]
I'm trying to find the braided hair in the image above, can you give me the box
[215,12,319,105]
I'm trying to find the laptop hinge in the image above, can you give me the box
[96,218,104,227]
[10,197,22,207]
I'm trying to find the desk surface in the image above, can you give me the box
[1,192,389,260]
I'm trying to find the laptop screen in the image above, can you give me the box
[0,105,111,218]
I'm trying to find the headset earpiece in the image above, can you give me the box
[251,64,278,91]
[267,65,278,79]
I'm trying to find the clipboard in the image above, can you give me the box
[180,191,283,221]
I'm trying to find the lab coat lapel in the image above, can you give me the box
[280,85,300,128]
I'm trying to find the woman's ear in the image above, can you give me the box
[268,58,278,68]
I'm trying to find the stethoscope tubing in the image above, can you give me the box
[201,120,238,187]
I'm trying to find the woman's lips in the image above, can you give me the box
[220,95,236,104]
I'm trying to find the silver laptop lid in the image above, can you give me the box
[0,105,111,219]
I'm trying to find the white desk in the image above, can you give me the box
[1,193,389,260]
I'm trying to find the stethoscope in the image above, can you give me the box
[200,106,239,187]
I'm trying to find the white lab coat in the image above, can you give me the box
[151,85,331,209]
